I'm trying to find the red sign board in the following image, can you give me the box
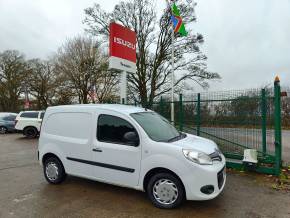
[109,23,136,72]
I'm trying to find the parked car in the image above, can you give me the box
[0,113,18,134]
[15,111,45,138]
[38,104,226,209]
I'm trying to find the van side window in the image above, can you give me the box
[20,112,38,118]
[97,114,138,145]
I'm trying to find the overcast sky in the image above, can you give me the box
[0,0,289,91]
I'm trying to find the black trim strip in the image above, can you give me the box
[66,157,135,173]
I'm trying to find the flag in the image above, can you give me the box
[171,3,188,37]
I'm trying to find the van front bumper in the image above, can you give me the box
[183,156,226,201]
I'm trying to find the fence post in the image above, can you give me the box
[274,76,282,175]
[134,100,137,106]
[160,97,164,116]
[179,94,183,131]
[261,89,267,154]
[196,93,201,136]
[122,98,125,105]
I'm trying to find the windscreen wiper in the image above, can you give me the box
[167,136,179,142]
[168,132,187,142]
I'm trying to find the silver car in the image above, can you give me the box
[0,113,17,134]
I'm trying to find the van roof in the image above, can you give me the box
[46,104,151,115]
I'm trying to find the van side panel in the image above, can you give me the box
[40,112,93,178]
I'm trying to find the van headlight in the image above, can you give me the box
[182,149,213,165]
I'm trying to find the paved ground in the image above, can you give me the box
[0,134,290,218]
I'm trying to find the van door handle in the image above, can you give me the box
[92,148,103,152]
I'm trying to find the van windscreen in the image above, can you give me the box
[131,112,182,142]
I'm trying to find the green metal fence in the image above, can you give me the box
[151,79,283,175]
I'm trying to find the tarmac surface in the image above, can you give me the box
[0,134,290,218]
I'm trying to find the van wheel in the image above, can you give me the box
[44,157,66,184]
[0,126,8,134]
[23,127,38,138]
[146,173,185,209]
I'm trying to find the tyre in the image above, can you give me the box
[0,126,8,134]
[43,157,66,184]
[23,126,38,138]
[146,173,185,209]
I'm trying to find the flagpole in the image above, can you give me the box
[165,0,175,124]
[171,20,175,124]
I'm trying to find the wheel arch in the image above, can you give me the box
[142,167,186,195]
[42,152,63,167]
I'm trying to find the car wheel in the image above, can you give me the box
[44,157,66,184]
[0,126,8,134]
[23,127,38,138]
[147,173,185,209]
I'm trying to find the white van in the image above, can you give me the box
[38,104,226,209]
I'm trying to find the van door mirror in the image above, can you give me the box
[123,131,139,146]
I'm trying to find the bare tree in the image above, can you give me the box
[54,36,118,104]
[84,0,220,107]
[0,50,26,112]
[26,59,58,109]
[94,61,119,103]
